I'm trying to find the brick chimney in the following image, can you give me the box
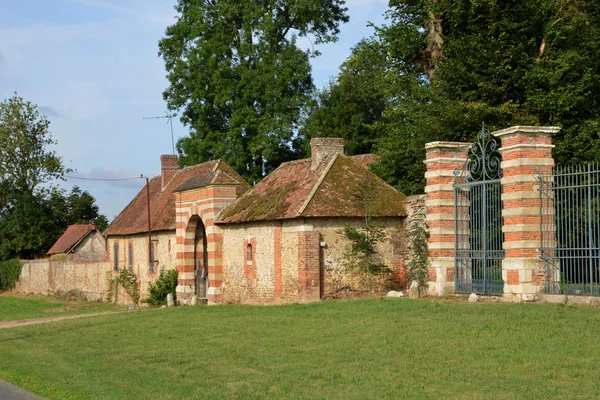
[310,137,344,170]
[160,154,178,190]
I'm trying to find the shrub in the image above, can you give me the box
[107,268,140,305]
[0,259,22,291]
[147,269,178,306]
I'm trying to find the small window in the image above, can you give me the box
[246,243,253,264]
[149,242,155,274]
[128,243,133,273]
[113,243,119,271]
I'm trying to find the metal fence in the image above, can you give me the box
[539,163,600,296]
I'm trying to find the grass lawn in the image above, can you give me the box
[0,298,599,399]
[0,294,122,322]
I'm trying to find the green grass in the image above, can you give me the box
[1,298,600,399]
[0,295,122,321]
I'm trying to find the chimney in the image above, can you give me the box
[160,154,178,190]
[310,137,344,170]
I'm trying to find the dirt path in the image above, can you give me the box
[0,310,132,329]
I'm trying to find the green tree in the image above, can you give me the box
[339,178,390,295]
[0,94,67,192]
[301,39,388,156]
[0,95,107,259]
[159,0,349,182]
[362,0,600,194]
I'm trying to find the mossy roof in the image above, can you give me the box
[217,153,406,224]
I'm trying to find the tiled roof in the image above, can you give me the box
[217,153,406,224]
[350,153,378,168]
[47,224,96,255]
[105,160,250,236]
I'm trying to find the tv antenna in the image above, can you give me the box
[143,112,175,154]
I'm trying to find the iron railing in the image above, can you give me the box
[539,163,600,296]
[455,179,504,295]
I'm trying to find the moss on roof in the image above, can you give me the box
[217,153,406,224]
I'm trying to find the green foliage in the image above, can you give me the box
[107,269,140,305]
[0,259,21,291]
[405,204,429,288]
[0,185,109,261]
[47,186,110,232]
[0,95,108,261]
[0,94,68,192]
[303,0,600,195]
[339,179,391,293]
[159,0,349,182]
[300,39,388,156]
[147,269,178,306]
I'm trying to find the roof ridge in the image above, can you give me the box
[298,153,339,216]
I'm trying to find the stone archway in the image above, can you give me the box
[181,215,209,300]
[174,184,239,304]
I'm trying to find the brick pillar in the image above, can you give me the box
[424,142,470,296]
[298,230,321,302]
[493,126,559,302]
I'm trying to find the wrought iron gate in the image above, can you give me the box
[539,163,600,296]
[454,124,505,295]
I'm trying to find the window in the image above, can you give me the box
[128,243,133,273]
[113,243,119,271]
[245,243,253,264]
[149,242,155,274]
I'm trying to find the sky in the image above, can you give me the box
[0,0,389,220]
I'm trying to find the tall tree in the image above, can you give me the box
[371,0,600,194]
[0,95,107,259]
[0,94,67,192]
[159,0,349,182]
[300,39,388,156]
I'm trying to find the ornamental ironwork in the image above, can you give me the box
[454,123,502,182]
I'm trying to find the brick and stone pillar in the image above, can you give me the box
[493,126,559,302]
[298,230,321,302]
[424,142,470,296]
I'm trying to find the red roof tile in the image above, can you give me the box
[350,153,378,168]
[47,224,96,255]
[217,154,406,224]
[105,160,250,236]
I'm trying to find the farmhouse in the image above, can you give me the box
[47,224,105,257]
[103,138,410,304]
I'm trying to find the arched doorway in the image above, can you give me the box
[188,215,208,300]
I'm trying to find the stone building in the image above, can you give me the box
[105,138,409,304]
[16,139,413,305]
[47,224,105,256]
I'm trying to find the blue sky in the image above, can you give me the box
[0,0,389,220]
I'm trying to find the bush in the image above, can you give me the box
[107,268,140,305]
[147,269,178,306]
[0,259,22,291]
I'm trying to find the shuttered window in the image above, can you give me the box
[149,242,155,274]
[113,243,119,271]
[128,243,133,273]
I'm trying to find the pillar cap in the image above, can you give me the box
[492,125,561,139]
[425,141,471,150]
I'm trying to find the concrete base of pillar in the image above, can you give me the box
[428,258,455,296]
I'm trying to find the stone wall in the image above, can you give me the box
[106,231,177,296]
[15,231,177,304]
[220,213,410,304]
[15,257,116,302]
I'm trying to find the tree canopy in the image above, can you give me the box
[0,95,108,260]
[0,94,66,192]
[302,0,600,195]
[159,0,349,183]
